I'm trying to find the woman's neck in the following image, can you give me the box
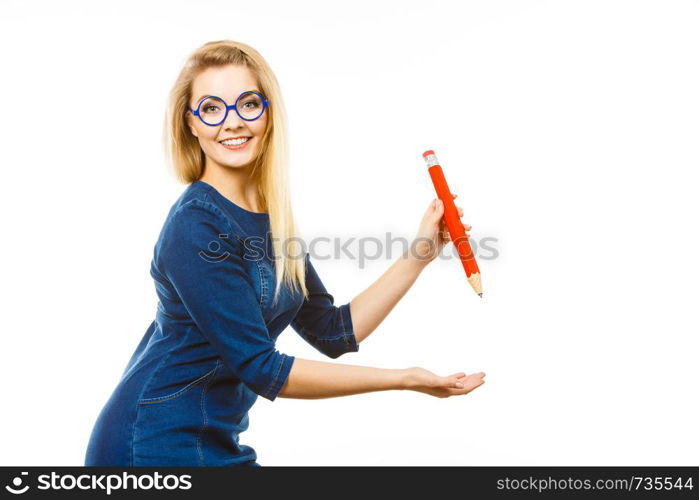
[199,163,263,213]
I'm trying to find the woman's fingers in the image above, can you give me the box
[434,371,485,397]
[443,375,464,388]
[457,372,486,391]
[428,199,474,242]
[437,200,472,229]
[426,199,438,216]
[446,372,469,388]
[433,199,444,218]
[455,206,473,229]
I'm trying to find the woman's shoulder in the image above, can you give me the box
[151,185,253,280]
[168,181,221,217]
[157,183,247,246]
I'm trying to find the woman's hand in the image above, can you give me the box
[402,366,486,398]
[410,194,471,266]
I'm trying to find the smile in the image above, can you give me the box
[219,137,251,150]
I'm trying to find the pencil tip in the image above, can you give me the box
[479,293,483,298]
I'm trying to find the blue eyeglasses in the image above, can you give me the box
[189,90,269,126]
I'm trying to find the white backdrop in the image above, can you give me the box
[1,0,697,466]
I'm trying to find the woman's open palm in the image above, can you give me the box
[405,367,486,398]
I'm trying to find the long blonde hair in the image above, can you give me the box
[164,39,308,301]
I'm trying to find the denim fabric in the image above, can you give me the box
[85,180,359,466]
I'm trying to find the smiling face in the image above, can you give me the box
[186,64,268,172]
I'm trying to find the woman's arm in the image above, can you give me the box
[349,195,471,343]
[279,357,404,399]
[278,357,485,400]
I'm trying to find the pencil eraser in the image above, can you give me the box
[422,150,439,167]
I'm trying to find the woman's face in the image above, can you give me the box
[186,64,268,171]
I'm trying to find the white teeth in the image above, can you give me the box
[220,137,250,146]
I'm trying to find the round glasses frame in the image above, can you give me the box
[188,90,270,126]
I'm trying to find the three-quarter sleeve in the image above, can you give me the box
[156,199,294,401]
[290,253,360,359]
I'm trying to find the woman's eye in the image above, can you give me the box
[203,105,220,113]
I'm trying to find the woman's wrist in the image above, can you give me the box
[404,245,434,272]
[396,367,415,390]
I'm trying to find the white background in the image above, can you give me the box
[1,0,697,466]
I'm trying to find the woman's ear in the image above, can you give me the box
[186,113,199,138]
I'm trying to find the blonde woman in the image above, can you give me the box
[84,40,486,467]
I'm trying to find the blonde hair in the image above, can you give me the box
[164,39,308,302]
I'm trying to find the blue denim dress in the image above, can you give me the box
[84,180,359,466]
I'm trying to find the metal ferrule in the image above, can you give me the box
[423,152,439,168]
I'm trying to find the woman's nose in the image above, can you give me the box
[223,108,245,128]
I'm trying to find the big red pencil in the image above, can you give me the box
[422,150,483,297]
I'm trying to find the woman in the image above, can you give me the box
[84,40,485,467]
